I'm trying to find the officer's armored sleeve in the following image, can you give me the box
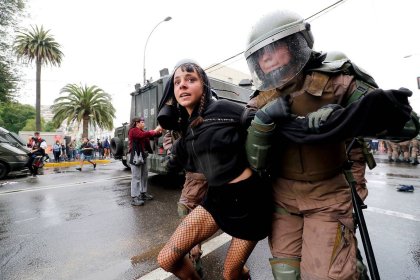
[280,88,414,143]
[342,79,419,141]
[245,97,277,172]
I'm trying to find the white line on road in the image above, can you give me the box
[0,175,131,196]
[137,233,232,280]
[366,206,420,222]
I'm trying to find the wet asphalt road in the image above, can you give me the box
[0,155,419,280]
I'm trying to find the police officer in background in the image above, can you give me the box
[244,10,385,280]
[386,140,400,162]
[409,135,419,165]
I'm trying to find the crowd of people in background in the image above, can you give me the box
[383,138,420,165]
[27,135,113,163]
[367,138,420,165]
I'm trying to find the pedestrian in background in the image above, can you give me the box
[103,137,111,159]
[128,117,162,206]
[67,139,75,161]
[409,137,419,165]
[52,140,61,163]
[61,141,67,161]
[76,137,96,171]
[97,139,104,159]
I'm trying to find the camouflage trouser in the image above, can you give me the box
[386,141,399,160]
[177,172,208,214]
[270,173,358,280]
[348,148,368,201]
[399,141,410,161]
[410,139,419,159]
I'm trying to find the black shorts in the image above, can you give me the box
[203,173,272,241]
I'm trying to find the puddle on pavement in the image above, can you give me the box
[0,181,18,187]
[130,243,166,266]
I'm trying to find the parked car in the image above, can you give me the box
[0,127,30,179]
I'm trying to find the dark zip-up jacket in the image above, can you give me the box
[172,99,255,187]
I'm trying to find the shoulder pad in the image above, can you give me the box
[309,58,350,73]
[307,51,378,88]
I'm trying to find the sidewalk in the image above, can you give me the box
[44,159,111,168]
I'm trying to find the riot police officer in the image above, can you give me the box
[244,10,379,280]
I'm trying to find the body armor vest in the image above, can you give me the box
[256,71,355,181]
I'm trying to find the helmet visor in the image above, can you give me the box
[246,33,311,91]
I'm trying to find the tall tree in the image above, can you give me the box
[51,84,115,138]
[0,0,26,102]
[13,25,63,131]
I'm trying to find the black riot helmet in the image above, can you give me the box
[245,10,313,91]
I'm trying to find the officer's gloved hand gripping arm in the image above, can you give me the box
[307,104,343,133]
[246,97,291,171]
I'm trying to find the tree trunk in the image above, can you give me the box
[35,59,42,131]
[82,115,89,138]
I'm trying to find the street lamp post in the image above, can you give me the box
[143,16,172,86]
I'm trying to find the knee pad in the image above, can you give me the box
[269,257,301,280]
[177,202,190,218]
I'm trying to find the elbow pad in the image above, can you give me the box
[246,120,276,172]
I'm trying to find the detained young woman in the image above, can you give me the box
[157,61,272,279]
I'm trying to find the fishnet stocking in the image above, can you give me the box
[158,205,257,279]
[158,206,218,278]
[224,238,256,280]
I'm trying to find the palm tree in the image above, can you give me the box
[51,84,116,138]
[14,25,63,131]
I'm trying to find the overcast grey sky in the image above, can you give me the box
[17,0,420,127]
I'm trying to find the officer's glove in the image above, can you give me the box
[254,97,291,125]
[307,104,342,133]
[381,88,412,114]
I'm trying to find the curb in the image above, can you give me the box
[44,159,112,168]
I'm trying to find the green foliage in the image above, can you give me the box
[0,60,16,102]
[51,84,116,137]
[0,0,26,103]
[21,118,36,131]
[0,101,35,133]
[43,120,56,132]
[21,117,53,131]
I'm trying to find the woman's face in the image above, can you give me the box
[258,43,291,74]
[136,120,145,129]
[173,67,204,115]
